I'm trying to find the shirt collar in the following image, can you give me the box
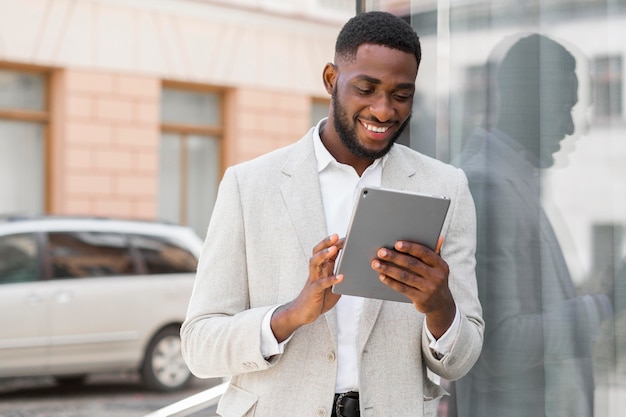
[313,118,388,174]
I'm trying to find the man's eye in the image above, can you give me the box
[356,87,373,95]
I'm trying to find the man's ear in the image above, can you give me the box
[322,63,337,95]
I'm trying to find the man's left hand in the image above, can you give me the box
[371,237,456,339]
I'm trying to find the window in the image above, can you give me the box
[0,68,48,216]
[131,234,197,274]
[0,233,39,284]
[160,85,222,239]
[593,55,623,120]
[311,98,330,125]
[47,232,135,279]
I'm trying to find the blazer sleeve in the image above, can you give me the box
[180,167,274,378]
[422,167,484,380]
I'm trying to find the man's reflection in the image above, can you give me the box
[454,34,613,417]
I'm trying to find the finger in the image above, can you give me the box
[372,258,426,289]
[311,234,340,255]
[392,241,439,267]
[377,246,428,275]
[435,236,444,255]
[373,263,424,301]
[310,246,338,277]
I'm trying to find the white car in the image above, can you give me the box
[0,215,203,392]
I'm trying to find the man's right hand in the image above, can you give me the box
[270,234,344,343]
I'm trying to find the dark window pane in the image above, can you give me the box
[131,234,197,274]
[48,232,135,279]
[0,233,39,284]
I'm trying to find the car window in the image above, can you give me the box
[47,232,135,279]
[0,233,40,284]
[131,234,197,274]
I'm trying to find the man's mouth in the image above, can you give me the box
[361,121,390,134]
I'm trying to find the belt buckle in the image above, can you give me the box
[335,392,348,417]
[335,392,358,417]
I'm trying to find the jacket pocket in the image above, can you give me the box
[423,376,447,417]
[216,383,259,417]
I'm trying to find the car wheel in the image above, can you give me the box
[141,326,192,392]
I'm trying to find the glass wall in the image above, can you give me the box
[366,1,625,416]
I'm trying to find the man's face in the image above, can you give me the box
[327,44,417,161]
[537,73,579,167]
[331,84,411,160]
[497,69,579,168]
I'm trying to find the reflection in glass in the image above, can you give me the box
[369,1,625,416]
[131,234,197,274]
[48,232,134,279]
[452,33,616,417]
[0,233,39,284]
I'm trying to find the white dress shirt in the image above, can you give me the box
[261,119,460,392]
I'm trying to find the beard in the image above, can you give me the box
[331,88,411,160]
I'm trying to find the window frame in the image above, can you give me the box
[159,81,225,228]
[0,63,51,214]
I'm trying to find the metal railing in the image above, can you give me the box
[144,382,229,417]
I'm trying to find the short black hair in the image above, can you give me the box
[496,34,576,105]
[335,11,421,68]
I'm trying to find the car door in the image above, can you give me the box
[0,232,51,377]
[45,230,143,374]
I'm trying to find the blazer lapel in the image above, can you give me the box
[381,146,417,190]
[278,133,340,340]
[279,133,328,260]
[358,298,383,352]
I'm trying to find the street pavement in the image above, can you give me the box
[0,373,221,417]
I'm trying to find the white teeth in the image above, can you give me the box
[362,122,388,133]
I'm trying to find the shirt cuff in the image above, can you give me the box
[425,307,461,358]
[260,304,292,358]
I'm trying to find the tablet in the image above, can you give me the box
[332,186,450,303]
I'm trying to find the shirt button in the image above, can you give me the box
[326,351,336,362]
[316,407,327,417]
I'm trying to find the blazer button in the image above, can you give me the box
[316,407,327,417]
[325,351,336,362]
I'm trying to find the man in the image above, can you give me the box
[181,11,483,417]
[454,34,614,417]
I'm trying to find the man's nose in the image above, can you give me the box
[369,94,394,122]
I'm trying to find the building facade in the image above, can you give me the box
[0,0,353,237]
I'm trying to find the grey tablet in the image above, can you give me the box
[332,186,450,303]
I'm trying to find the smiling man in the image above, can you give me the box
[181,11,483,417]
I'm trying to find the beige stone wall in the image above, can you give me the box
[0,0,345,95]
[45,67,317,219]
[49,69,160,218]
[224,89,313,167]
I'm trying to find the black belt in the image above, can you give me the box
[333,391,360,417]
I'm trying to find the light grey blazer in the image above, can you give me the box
[181,128,484,417]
